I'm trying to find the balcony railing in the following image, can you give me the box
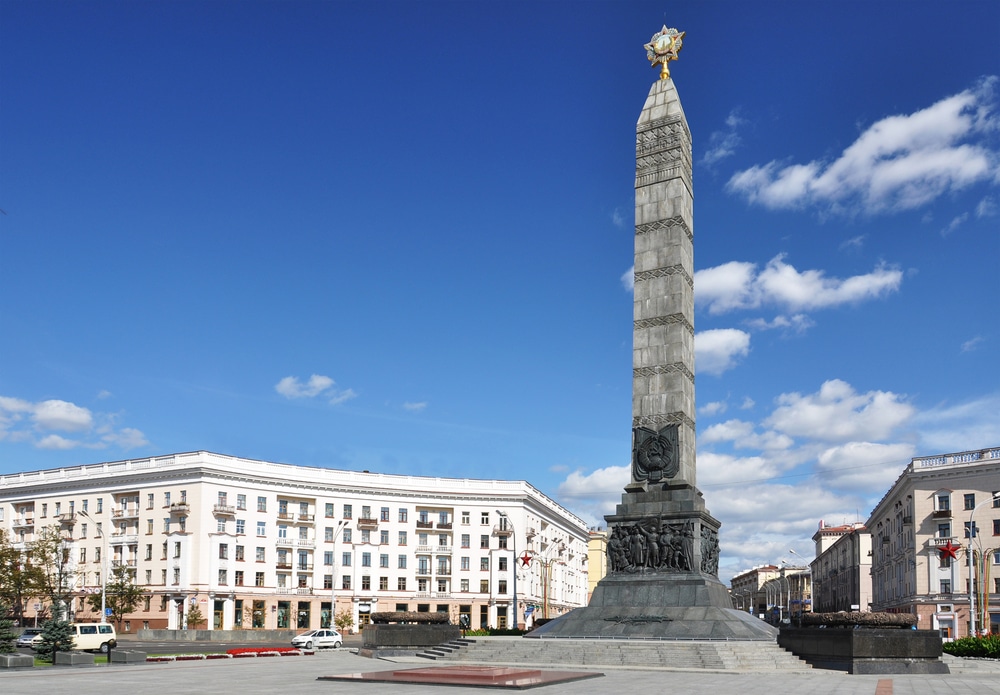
[296,587,312,595]
[276,538,295,547]
[415,521,433,529]
[169,503,190,514]
[297,564,314,572]
[58,513,77,524]
[357,518,379,530]
[109,534,139,545]
[928,536,959,548]
[213,504,236,516]
[276,562,292,570]
[298,514,315,522]
[436,522,453,530]
[932,509,952,519]
[113,508,139,519]
[416,567,432,577]
[12,517,33,528]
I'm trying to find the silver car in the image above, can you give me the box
[17,628,43,648]
[291,628,342,649]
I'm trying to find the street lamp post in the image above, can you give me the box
[330,520,349,631]
[967,493,1000,637]
[495,510,517,629]
[78,510,107,623]
[788,549,812,626]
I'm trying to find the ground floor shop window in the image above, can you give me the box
[297,601,311,629]
[252,600,265,628]
[277,601,291,628]
[235,599,243,628]
[480,605,488,629]
[320,601,331,628]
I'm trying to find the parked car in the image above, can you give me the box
[16,628,43,648]
[291,628,342,649]
[67,623,117,653]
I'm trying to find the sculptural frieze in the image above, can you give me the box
[606,519,695,574]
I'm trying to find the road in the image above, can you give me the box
[16,631,364,657]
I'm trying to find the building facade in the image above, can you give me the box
[866,446,1000,639]
[730,563,811,625]
[0,451,589,633]
[810,522,872,614]
[586,528,607,602]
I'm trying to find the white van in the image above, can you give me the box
[69,623,117,653]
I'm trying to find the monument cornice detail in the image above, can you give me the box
[634,216,692,242]
[634,362,695,384]
[634,264,694,289]
[633,412,696,431]
[634,313,694,336]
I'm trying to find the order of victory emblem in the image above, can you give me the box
[632,425,680,483]
[644,25,685,80]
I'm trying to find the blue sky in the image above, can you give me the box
[2,1,998,581]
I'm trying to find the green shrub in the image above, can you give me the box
[942,634,1000,658]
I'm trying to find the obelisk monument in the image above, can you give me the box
[528,26,776,640]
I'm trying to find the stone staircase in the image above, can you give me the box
[416,637,811,672]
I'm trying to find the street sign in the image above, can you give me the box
[105,608,113,617]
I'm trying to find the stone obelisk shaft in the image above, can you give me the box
[632,77,696,489]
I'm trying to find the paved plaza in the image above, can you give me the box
[2,648,1000,695]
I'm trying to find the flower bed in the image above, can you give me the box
[226,647,307,657]
[147,647,311,663]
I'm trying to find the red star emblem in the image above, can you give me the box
[520,552,533,568]
[940,540,960,560]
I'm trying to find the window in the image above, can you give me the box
[361,529,370,544]
[498,535,508,549]
[398,531,407,545]
[418,558,429,574]
[398,508,408,523]
[938,523,951,538]
[298,526,308,540]
[237,494,247,510]
[460,556,470,571]
[480,580,489,593]
[480,535,489,549]
[397,577,407,591]
[218,491,228,506]
[219,569,228,585]
[81,523,88,538]
[438,579,447,593]
[172,568,180,585]
[343,529,352,544]
[342,576,351,590]
[236,545,245,561]
[418,533,428,546]
[325,503,334,518]
[480,557,489,571]
[256,547,265,562]
[146,519,153,534]
[235,571,244,586]
[438,534,448,547]
[940,554,951,568]
[965,521,979,538]
[940,579,951,594]
[323,575,333,589]
[145,544,152,560]
[257,521,266,536]
[97,498,103,513]
[461,534,470,548]
[418,580,428,592]
[257,496,267,512]
[173,542,181,558]
[236,519,245,535]
[965,494,976,510]
[461,511,470,525]
[80,548,87,563]
[342,553,352,567]
[82,499,88,512]
[498,557,508,571]
[361,576,371,591]
[398,555,407,569]
[324,526,334,542]
[219,544,229,560]
[278,525,288,539]
[178,516,187,532]
[323,551,333,565]
[381,507,390,522]
[498,580,507,594]
[255,572,265,587]
[343,504,352,519]
[481,512,489,525]
[461,579,469,592]
[994,493,1000,509]
[164,492,171,507]
[217,519,226,533]
[180,490,186,503]
[994,519,1000,536]
[147,494,154,509]
[380,553,389,568]
[380,530,389,545]
[937,494,951,511]
[362,552,371,567]
[145,570,152,583]
[362,505,371,519]
[379,576,389,591]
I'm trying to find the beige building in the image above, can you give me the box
[730,565,780,618]
[866,446,1000,639]
[0,451,589,633]
[810,522,872,613]
[586,528,607,602]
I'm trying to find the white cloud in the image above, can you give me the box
[556,465,630,525]
[403,401,428,412]
[0,394,149,453]
[97,390,113,400]
[699,401,727,417]
[765,379,915,442]
[328,389,357,406]
[727,77,1000,215]
[695,329,751,376]
[620,265,634,292]
[745,314,815,334]
[814,441,915,492]
[699,419,794,451]
[840,235,866,251]
[36,434,80,450]
[33,400,93,432]
[911,392,1000,454]
[275,374,335,399]
[977,196,997,218]
[611,208,626,229]
[695,255,902,315]
[962,336,984,352]
[739,397,755,410]
[101,427,150,450]
[701,108,745,167]
[941,212,969,236]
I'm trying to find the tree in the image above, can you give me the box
[185,605,205,629]
[0,603,17,654]
[334,609,354,634]
[30,525,75,620]
[0,530,46,626]
[35,618,74,662]
[86,563,146,630]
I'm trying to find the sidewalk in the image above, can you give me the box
[2,649,999,695]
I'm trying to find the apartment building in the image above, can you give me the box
[866,446,1000,639]
[0,451,589,633]
[810,521,872,614]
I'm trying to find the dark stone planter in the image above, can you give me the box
[362,623,460,649]
[54,651,95,666]
[0,653,35,669]
[778,627,948,674]
[110,650,147,663]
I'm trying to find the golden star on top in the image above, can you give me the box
[644,25,685,80]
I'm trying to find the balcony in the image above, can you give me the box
[436,568,452,576]
[109,534,139,545]
[416,567,432,577]
[298,539,315,548]
[169,503,190,514]
[113,508,139,519]
[297,564,314,572]
[415,520,433,529]
[58,513,77,525]
[12,517,34,528]
[296,587,312,595]
[277,562,292,570]
[928,537,960,549]
[357,517,379,531]
[276,538,295,547]
[494,525,513,537]
[436,522,452,530]
[277,512,295,521]
[932,509,952,519]
[213,504,236,516]
[902,515,913,525]
[298,513,315,523]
